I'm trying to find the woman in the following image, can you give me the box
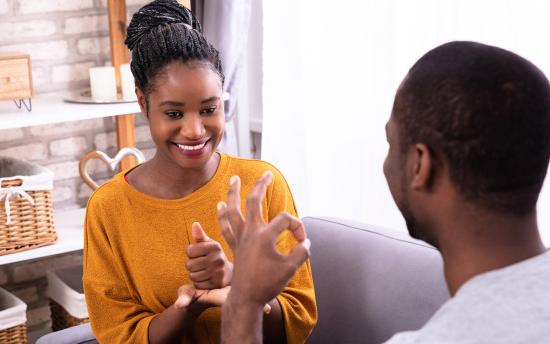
[82,1,317,343]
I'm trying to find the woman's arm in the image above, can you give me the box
[263,298,286,344]
[148,302,206,344]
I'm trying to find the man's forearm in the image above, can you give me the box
[222,294,264,344]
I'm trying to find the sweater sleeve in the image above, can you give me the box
[83,195,155,344]
[267,167,318,344]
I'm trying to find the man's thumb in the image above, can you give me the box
[192,222,211,243]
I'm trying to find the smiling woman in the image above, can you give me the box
[137,62,225,186]
[81,1,317,343]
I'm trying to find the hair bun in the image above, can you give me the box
[125,0,202,51]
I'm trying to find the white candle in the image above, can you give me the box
[89,66,117,101]
[120,63,137,100]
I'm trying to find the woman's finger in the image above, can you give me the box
[189,269,211,283]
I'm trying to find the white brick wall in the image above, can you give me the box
[31,66,49,88]
[12,254,82,283]
[64,14,108,35]
[51,61,95,83]
[77,36,110,56]
[49,136,88,157]
[52,185,74,203]
[0,20,56,41]
[18,0,94,14]
[99,0,150,8]
[12,285,39,305]
[30,118,104,136]
[142,147,157,160]
[0,1,158,339]
[136,125,153,144]
[0,143,46,160]
[0,128,24,142]
[0,41,69,60]
[45,161,81,180]
[94,131,116,151]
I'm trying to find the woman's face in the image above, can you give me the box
[138,61,225,171]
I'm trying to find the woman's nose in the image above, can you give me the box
[180,114,205,139]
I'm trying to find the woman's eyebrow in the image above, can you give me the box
[159,100,185,107]
[201,96,220,104]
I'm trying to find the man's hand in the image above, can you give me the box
[217,171,311,309]
[186,222,233,290]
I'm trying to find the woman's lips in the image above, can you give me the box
[173,139,210,157]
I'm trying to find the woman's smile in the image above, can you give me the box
[173,138,211,157]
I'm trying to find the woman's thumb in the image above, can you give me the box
[192,222,211,242]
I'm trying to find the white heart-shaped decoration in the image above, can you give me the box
[79,147,146,190]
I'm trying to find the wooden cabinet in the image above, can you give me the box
[0,53,33,101]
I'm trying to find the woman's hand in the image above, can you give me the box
[186,222,233,289]
[174,285,230,311]
[174,285,272,314]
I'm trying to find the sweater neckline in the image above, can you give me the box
[115,152,230,209]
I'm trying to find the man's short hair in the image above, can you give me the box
[393,41,550,214]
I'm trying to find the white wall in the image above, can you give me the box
[262,0,550,245]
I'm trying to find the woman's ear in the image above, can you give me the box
[136,88,148,118]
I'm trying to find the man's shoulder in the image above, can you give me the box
[385,251,550,344]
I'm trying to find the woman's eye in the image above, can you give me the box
[200,107,217,115]
[165,111,183,119]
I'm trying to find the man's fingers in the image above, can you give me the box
[227,175,242,210]
[225,177,246,238]
[266,212,307,242]
[286,238,311,269]
[217,202,237,249]
[245,170,273,227]
[191,222,211,243]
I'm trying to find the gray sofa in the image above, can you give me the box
[37,217,450,344]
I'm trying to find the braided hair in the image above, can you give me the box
[125,0,224,99]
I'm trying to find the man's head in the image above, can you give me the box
[384,41,550,243]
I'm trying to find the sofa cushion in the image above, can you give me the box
[304,217,450,344]
[36,323,97,344]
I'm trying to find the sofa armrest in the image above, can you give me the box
[304,217,450,344]
[36,323,97,344]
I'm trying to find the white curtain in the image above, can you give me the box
[199,0,252,156]
[262,0,550,245]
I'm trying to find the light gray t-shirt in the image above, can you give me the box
[386,250,550,344]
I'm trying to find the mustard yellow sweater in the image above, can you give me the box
[83,153,317,344]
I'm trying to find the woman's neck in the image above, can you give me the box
[126,152,221,200]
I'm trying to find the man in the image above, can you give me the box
[217,41,550,343]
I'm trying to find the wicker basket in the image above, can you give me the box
[0,287,27,344]
[0,157,57,255]
[47,266,89,331]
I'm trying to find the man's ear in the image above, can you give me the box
[410,143,433,190]
[136,88,147,118]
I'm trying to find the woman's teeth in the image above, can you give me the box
[176,141,207,151]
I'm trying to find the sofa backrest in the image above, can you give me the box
[304,217,450,344]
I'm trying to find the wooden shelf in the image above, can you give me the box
[0,93,141,130]
[0,208,86,265]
